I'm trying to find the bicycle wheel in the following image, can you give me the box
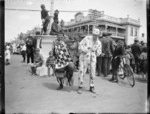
[118,65,125,79]
[125,64,135,87]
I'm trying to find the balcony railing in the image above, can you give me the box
[117,33,125,37]
[107,32,125,37]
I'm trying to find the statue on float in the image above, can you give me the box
[50,9,60,35]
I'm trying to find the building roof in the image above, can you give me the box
[64,13,140,28]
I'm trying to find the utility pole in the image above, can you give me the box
[88,9,104,29]
[49,0,54,32]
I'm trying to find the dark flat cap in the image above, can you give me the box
[102,32,112,36]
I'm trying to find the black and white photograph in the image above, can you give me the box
[4,0,148,113]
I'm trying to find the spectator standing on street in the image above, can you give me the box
[139,47,147,80]
[21,42,26,63]
[12,43,17,54]
[77,28,102,94]
[5,46,11,65]
[26,36,35,64]
[109,40,125,82]
[140,41,146,52]
[97,32,109,77]
[31,48,44,75]
[131,38,142,74]
[106,33,115,74]
[125,45,135,70]
[46,51,55,76]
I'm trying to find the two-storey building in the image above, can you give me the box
[63,11,141,45]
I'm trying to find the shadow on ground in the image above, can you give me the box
[43,82,79,93]
[134,76,147,83]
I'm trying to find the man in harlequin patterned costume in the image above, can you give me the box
[52,32,74,90]
[77,28,102,94]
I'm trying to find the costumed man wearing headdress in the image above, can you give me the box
[77,28,102,94]
[52,32,75,90]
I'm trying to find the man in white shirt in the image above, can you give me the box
[21,43,27,63]
[5,46,11,65]
[77,28,102,94]
[12,43,17,54]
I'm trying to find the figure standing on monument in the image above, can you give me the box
[39,4,50,48]
[50,10,60,35]
[40,4,50,35]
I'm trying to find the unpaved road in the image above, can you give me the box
[5,55,147,113]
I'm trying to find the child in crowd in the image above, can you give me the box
[5,47,11,65]
[139,47,147,80]
[46,51,55,76]
[124,45,135,71]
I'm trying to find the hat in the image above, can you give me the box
[102,32,112,37]
[41,4,45,8]
[134,38,139,41]
[92,28,100,35]
[141,41,144,44]
[107,33,112,36]
[6,46,9,50]
[117,40,124,46]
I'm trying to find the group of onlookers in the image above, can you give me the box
[5,26,147,94]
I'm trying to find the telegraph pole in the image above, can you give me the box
[88,9,104,29]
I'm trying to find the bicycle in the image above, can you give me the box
[118,56,135,87]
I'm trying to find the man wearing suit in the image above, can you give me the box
[97,32,109,77]
[106,33,115,74]
[131,38,142,74]
[26,36,36,64]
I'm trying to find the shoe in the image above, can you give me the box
[109,78,114,81]
[103,75,107,77]
[77,87,82,94]
[89,87,96,94]
[97,73,104,77]
[111,79,118,83]
[57,85,63,90]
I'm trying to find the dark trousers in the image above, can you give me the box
[107,57,112,74]
[102,57,109,76]
[134,57,140,74]
[42,19,50,34]
[97,56,109,76]
[112,57,121,79]
[97,56,103,76]
[27,53,34,64]
[21,51,26,62]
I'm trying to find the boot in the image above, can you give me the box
[89,86,96,93]
[77,87,82,94]
[57,84,63,90]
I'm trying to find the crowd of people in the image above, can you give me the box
[5,4,147,94]
[4,27,147,94]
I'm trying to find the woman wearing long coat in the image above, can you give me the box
[109,40,125,82]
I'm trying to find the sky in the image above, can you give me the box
[5,0,147,42]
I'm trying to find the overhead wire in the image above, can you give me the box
[5,8,88,12]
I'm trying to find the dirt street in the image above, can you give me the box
[5,55,147,113]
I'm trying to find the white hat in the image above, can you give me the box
[6,46,9,50]
[92,28,100,35]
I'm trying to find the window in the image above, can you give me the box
[130,27,133,36]
[135,28,137,36]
